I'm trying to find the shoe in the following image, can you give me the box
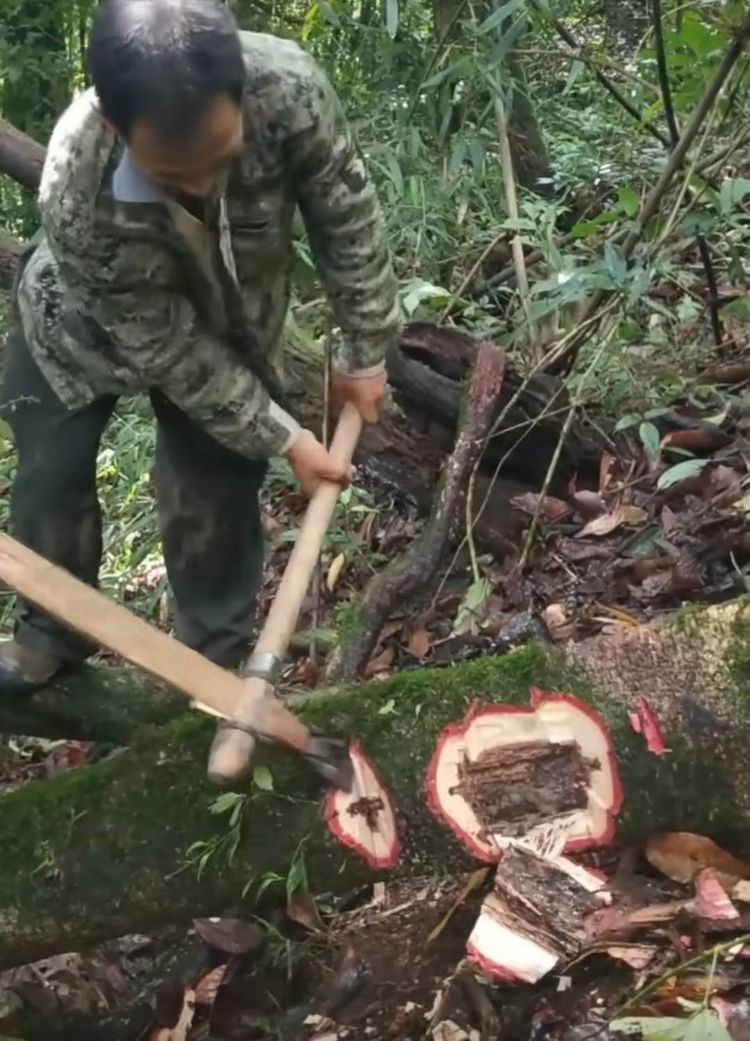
[0,639,62,695]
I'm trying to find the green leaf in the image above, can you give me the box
[477,0,524,36]
[210,792,244,817]
[639,421,661,462]
[453,577,492,636]
[719,177,750,216]
[422,57,471,91]
[253,767,274,792]
[657,459,708,490]
[617,186,640,217]
[684,1009,732,1040]
[604,241,627,284]
[562,59,585,94]
[611,1016,691,1039]
[612,1009,732,1041]
[287,849,308,898]
[570,210,619,238]
[317,0,341,27]
[385,0,398,38]
[378,697,397,716]
[722,294,750,323]
[614,413,640,432]
[384,150,404,195]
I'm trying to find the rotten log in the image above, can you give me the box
[285,325,602,558]
[325,340,507,679]
[2,596,750,969]
[0,118,45,194]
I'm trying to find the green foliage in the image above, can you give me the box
[611,1009,731,1040]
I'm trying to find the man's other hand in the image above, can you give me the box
[332,370,386,424]
[284,429,352,498]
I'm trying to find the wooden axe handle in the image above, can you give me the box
[0,533,309,751]
[208,402,363,782]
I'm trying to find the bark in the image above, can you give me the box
[0,666,184,744]
[507,54,554,195]
[326,341,506,679]
[0,119,45,194]
[2,596,750,969]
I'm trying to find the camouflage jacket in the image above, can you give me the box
[16,32,401,458]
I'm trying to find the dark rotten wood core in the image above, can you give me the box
[457,740,594,838]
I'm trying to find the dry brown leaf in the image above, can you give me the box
[510,492,571,522]
[576,504,647,539]
[364,644,395,677]
[290,657,320,688]
[287,890,327,935]
[543,603,575,642]
[193,917,264,955]
[599,453,616,494]
[407,626,431,659]
[695,869,740,921]
[432,1022,471,1041]
[153,989,194,1041]
[426,867,489,946]
[605,945,657,970]
[194,965,227,1006]
[732,880,750,904]
[660,505,679,536]
[645,832,750,888]
[661,428,733,453]
[326,552,346,593]
[572,489,608,519]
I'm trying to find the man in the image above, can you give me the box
[0,0,400,693]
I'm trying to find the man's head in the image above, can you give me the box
[87,0,245,198]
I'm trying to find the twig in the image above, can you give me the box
[652,0,723,346]
[516,323,617,573]
[513,47,660,94]
[577,933,750,1039]
[531,4,672,148]
[470,231,577,298]
[439,228,511,323]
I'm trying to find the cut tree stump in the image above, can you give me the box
[1,596,750,969]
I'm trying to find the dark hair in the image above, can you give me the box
[87,0,245,143]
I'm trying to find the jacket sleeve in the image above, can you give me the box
[288,58,401,375]
[61,257,300,459]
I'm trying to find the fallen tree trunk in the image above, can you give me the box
[0,118,45,194]
[2,596,750,969]
[0,665,183,743]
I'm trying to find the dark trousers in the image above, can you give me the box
[0,328,267,669]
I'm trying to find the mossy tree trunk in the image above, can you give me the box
[2,597,750,970]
